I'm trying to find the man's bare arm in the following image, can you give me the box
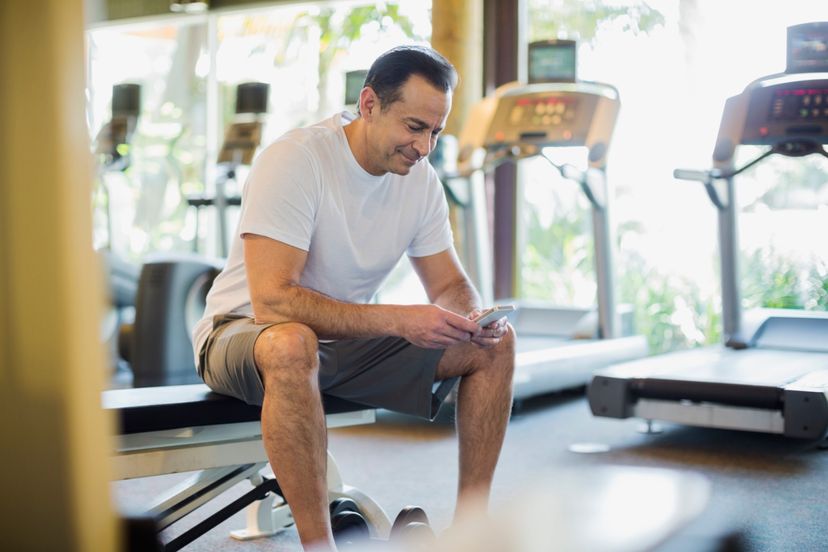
[409,248,481,315]
[243,234,479,348]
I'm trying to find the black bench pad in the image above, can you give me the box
[103,384,372,435]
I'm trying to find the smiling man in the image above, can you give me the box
[192,45,515,551]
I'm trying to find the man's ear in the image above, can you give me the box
[360,86,378,120]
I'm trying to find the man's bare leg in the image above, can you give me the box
[436,326,516,520]
[254,322,336,551]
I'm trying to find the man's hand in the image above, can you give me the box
[400,305,482,349]
[468,308,510,349]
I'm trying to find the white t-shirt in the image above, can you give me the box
[192,112,454,365]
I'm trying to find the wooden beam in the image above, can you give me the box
[0,1,118,549]
[431,0,484,137]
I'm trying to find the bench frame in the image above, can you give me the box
[106,384,392,550]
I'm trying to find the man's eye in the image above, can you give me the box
[409,125,424,132]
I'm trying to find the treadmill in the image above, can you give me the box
[454,40,648,400]
[588,22,828,440]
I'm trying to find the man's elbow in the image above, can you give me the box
[250,292,292,324]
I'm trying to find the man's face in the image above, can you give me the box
[363,74,452,176]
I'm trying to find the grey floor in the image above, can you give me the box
[114,390,828,551]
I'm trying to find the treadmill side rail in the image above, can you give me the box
[634,399,786,435]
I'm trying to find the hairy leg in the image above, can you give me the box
[254,323,336,551]
[436,325,516,520]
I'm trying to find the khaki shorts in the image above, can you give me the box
[198,314,457,420]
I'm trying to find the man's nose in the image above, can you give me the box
[413,133,432,158]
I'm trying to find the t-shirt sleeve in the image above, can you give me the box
[237,139,318,251]
[407,166,454,258]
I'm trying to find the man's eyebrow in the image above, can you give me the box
[404,117,443,133]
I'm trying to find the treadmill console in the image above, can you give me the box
[486,86,594,147]
[740,76,828,146]
[713,74,828,163]
[459,82,619,167]
[217,81,269,165]
[728,23,828,148]
[459,37,618,169]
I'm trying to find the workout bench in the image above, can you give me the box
[104,383,392,550]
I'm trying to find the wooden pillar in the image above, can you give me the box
[0,1,118,550]
[431,0,484,137]
[431,0,484,289]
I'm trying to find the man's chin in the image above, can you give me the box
[390,162,414,176]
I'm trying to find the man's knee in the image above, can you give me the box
[472,322,516,377]
[490,323,516,372]
[499,323,516,354]
[437,323,517,379]
[254,322,319,384]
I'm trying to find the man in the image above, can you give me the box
[192,45,515,551]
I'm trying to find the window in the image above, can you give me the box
[86,1,432,265]
[88,19,209,262]
[522,0,828,352]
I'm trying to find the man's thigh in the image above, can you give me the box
[200,315,456,419]
[200,314,271,405]
[318,336,453,420]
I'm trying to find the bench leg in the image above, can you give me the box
[230,450,392,541]
[230,472,294,540]
[148,463,266,529]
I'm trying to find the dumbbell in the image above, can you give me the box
[391,506,436,543]
[329,499,437,548]
[330,497,371,545]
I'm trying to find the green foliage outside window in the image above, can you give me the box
[741,250,828,312]
[618,251,721,352]
[528,0,665,42]
[809,262,828,310]
[521,193,594,305]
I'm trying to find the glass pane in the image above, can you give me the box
[87,1,433,306]
[737,151,828,311]
[524,0,827,353]
[214,2,432,150]
[88,20,208,263]
[517,149,594,307]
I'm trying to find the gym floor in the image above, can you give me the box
[114,389,828,551]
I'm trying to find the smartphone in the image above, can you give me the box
[473,305,516,326]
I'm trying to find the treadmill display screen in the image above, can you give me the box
[786,22,828,73]
[528,41,577,83]
[344,70,368,105]
[769,87,828,121]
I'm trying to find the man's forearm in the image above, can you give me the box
[431,277,482,317]
[252,283,402,340]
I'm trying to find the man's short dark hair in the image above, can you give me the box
[359,45,458,114]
